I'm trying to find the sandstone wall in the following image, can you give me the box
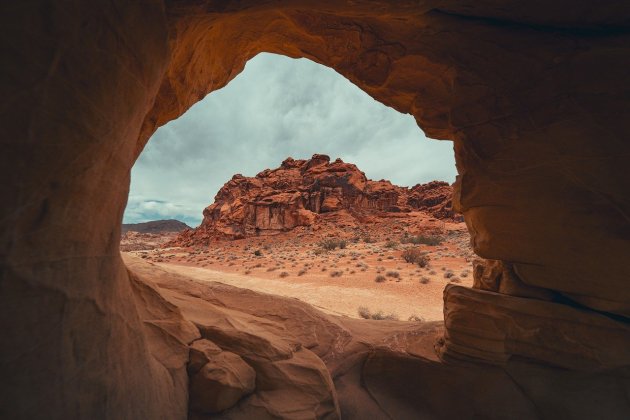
[2,0,629,418]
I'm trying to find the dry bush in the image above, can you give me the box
[279,271,289,278]
[363,235,376,243]
[408,314,425,322]
[384,240,398,249]
[375,275,386,283]
[329,270,344,278]
[401,248,430,267]
[386,271,400,279]
[298,269,307,276]
[401,234,444,246]
[371,311,399,321]
[357,307,399,321]
[444,271,454,279]
[358,306,371,319]
[420,277,430,284]
[318,238,347,251]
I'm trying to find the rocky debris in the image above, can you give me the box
[122,219,191,234]
[188,339,256,415]
[171,155,458,245]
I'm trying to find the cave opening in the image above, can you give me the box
[5,3,630,418]
[122,52,469,323]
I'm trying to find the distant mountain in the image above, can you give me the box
[122,219,191,235]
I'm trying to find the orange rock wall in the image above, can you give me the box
[2,0,630,418]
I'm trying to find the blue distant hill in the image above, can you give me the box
[121,219,191,235]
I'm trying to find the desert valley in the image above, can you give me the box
[122,154,473,322]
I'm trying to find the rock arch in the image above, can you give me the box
[1,1,629,418]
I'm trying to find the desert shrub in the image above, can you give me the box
[420,277,430,284]
[330,270,344,278]
[279,271,289,278]
[363,235,376,243]
[375,275,386,283]
[244,270,251,275]
[408,314,425,322]
[386,271,400,279]
[444,271,454,279]
[401,234,444,246]
[358,307,399,320]
[318,238,347,251]
[371,311,399,321]
[298,269,307,276]
[402,248,430,267]
[384,240,398,249]
[450,276,461,283]
[460,271,469,278]
[358,306,371,319]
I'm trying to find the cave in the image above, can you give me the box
[2,1,630,419]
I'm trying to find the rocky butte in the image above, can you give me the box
[172,154,458,245]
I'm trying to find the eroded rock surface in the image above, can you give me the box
[126,255,630,419]
[188,339,256,415]
[171,155,457,244]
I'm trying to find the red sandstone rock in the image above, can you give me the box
[4,2,630,419]
[172,155,457,245]
[188,339,256,414]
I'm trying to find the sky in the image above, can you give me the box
[124,53,456,227]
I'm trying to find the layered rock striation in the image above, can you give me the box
[173,154,457,244]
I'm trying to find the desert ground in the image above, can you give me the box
[123,212,474,321]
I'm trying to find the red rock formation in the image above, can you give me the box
[172,155,458,244]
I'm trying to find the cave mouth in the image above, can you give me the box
[4,3,630,418]
[122,52,468,323]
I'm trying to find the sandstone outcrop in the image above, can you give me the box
[188,339,256,414]
[127,255,630,419]
[2,1,630,418]
[172,155,457,244]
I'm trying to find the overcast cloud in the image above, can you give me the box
[124,53,456,226]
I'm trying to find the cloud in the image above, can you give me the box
[125,53,456,226]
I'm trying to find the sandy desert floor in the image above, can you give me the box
[125,213,475,321]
